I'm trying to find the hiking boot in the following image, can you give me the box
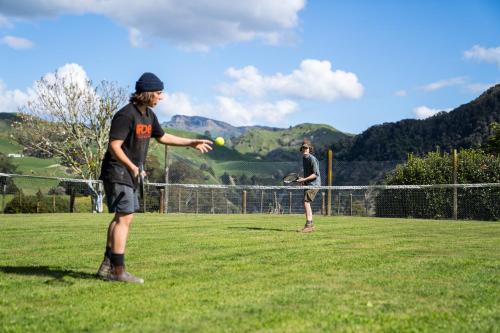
[298,223,315,233]
[96,257,111,279]
[107,265,144,284]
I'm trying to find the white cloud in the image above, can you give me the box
[129,28,148,48]
[0,0,306,50]
[421,77,467,92]
[157,92,298,126]
[394,90,407,97]
[0,35,34,49]
[158,92,206,117]
[413,106,451,120]
[0,15,12,28]
[218,59,364,101]
[464,45,500,68]
[215,97,298,125]
[41,63,90,90]
[0,63,96,117]
[0,80,30,113]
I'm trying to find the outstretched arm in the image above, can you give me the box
[156,133,213,153]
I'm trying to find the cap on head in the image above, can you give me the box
[135,72,164,93]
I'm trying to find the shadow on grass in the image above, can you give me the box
[0,265,97,282]
[228,226,295,232]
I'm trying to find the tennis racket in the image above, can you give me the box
[283,172,300,184]
[138,163,146,212]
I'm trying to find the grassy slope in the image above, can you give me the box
[233,123,352,155]
[1,118,345,183]
[0,214,499,333]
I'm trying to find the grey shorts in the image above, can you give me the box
[304,189,319,203]
[104,182,139,214]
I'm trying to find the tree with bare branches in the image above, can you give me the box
[12,66,128,180]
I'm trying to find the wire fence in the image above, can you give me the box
[164,153,402,186]
[1,173,499,220]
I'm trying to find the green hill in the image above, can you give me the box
[342,84,500,161]
[232,123,352,159]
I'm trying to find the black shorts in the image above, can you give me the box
[104,182,139,214]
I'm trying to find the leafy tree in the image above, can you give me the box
[0,152,17,173]
[485,122,500,155]
[145,154,164,183]
[169,160,206,184]
[11,67,127,179]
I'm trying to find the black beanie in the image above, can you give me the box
[135,72,164,93]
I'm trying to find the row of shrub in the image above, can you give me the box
[3,191,94,213]
[375,149,500,220]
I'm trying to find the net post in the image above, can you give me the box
[452,149,458,220]
[289,191,292,214]
[327,149,333,215]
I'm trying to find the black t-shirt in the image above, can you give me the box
[99,103,165,186]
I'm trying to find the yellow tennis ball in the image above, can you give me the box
[214,137,225,146]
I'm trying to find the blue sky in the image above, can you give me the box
[0,0,499,134]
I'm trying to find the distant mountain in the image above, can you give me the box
[342,84,500,161]
[162,115,281,143]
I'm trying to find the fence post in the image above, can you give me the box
[159,189,165,213]
[211,189,215,214]
[321,192,326,215]
[364,192,368,216]
[260,190,264,213]
[178,189,181,213]
[164,145,169,214]
[289,191,292,214]
[349,193,353,216]
[327,149,333,215]
[69,188,75,213]
[196,190,199,214]
[452,149,458,220]
[2,184,6,213]
[242,190,247,214]
[337,193,341,215]
[274,191,278,214]
[52,192,56,213]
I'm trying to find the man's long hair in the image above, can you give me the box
[129,92,156,106]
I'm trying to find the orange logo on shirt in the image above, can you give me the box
[135,124,152,139]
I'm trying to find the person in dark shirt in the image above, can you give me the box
[97,72,212,283]
[296,142,321,233]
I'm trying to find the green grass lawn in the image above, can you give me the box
[0,214,499,333]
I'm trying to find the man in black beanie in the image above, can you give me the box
[97,72,212,283]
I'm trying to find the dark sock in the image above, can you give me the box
[110,253,125,267]
[105,246,112,259]
[306,220,313,225]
